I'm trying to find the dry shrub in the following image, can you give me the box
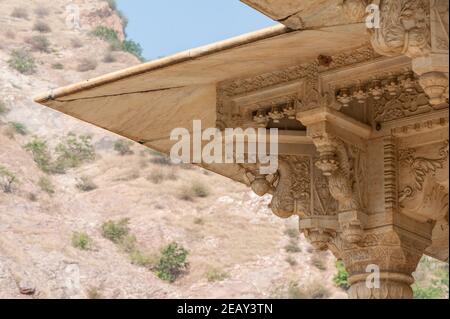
[275,281,331,299]
[11,7,28,19]
[71,38,83,48]
[5,30,15,39]
[33,21,51,33]
[147,171,165,184]
[77,58,97,72]
[102,52,116,63]
[34,7,50,17]
[26,35,50,53]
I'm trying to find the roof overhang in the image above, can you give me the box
[34,20,370,184]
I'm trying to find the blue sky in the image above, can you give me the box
[116,0,277,61]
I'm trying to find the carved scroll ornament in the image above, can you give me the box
[370,0,431,59]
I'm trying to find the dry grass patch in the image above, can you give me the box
[147,171,164,184]
[0,165,18,193]
[11,7,28,19]
[72,232,93,250]
[33,21,51,33]
[38,176,55,195]
[206,267,229,282]
[285,256,297,266]
[86,287,102,299]
[284,228,299,239]
[8,49,36,74]
[34,7,50,18]
[77,58,97,72]
[71,38,83,48]
[285,240,301,253]
[103,52,116,63]
[76,176,98,192]
[311,255,327,271]
[26,35,50,53]
[274,281,331,299]
[52,63,64,70]
[5,30,15,39]
[179,181,210,201]
[0,101,9,116]
[114,140,134,155]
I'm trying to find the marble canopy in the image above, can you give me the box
[36,0,449,299]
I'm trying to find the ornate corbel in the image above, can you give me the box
[242,156,311,218]
[244,154,341,250]
[269,155,312,219]
[298,107,372,245]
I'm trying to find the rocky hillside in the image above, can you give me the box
[0,0,447,299]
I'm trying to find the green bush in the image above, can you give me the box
[435,265,449,295]
[24,137,53,173]
[101,218,130,244]
[154,242,189,283]
[72,232,92,250]
[53,133,95,173]
[122,39,144,60]
[413,285,445,299]
[38,176,55,195]
[91,25,144,60]
[25,134,95,174]
[413,258,449,299]
[91,26,121,49]
[76,176,97,192]
[8,49,36,74]
[114,140,134,155]
[9,122,27,135]
[0,165,18,193]
[333,260,350,290]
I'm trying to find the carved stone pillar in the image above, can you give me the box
[329,224,432,299]
[293,107,436,299]
[369,0,449,106]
